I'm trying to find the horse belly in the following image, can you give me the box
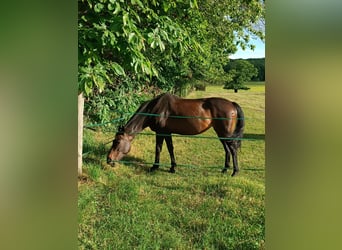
[164,117,212,135]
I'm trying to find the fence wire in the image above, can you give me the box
[83,111,264,171]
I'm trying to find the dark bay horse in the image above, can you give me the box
[107,93,244,176]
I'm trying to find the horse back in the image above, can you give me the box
[146,94,242,137]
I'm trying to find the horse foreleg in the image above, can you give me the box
[220,139,231,173]
[228,142,239,176]
[150,134,164,172]
[165,135,177,173]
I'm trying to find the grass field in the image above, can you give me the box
[79,83,265,249]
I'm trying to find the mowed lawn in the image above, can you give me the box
[79,83,265,249]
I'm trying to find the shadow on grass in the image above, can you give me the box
[121,156,178,174]
[83,142,107,164]
[118,155,152,173]
[243,133,265,141]
[82,139,169,174]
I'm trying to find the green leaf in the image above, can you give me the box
[135,0,144,8]
[159,40,165,51]
[163,2,170,12]
[84,81,93,96]
[151,66,159,77]
[96,78,105,92]
[94,3,104,13]
[130,9,141,23]
[111,62,125,76]
[122,12,129,26]
[141,62,151,75]
[113,2,121,15]
[108,3,114,11]
[190,0,198,9]
[128,32,135,43]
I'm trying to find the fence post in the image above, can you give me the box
[78,92,85,176]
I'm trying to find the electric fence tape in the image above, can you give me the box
[83,111,264,172]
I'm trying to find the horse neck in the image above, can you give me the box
[123,95,165,136]
[124,112,149,136]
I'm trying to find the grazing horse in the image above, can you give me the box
[107,93,244,176]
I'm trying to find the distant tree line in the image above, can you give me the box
[247,58,265,81]
[225,58,265,82]
[222,58,264,92]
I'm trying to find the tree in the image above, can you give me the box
[179,0,266,87]
[224,60,258,92]
[77,0,199,176]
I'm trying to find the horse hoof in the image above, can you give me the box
[169,168,175,173]
[149,166,159,172]
[221,168,228,173]
[231,170,239,177]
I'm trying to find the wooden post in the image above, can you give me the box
[78,92,85,176]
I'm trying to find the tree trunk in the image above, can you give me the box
[78,92,85,176]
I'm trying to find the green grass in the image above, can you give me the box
[79,83,265,249]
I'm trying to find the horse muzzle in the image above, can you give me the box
[107,157,115,166]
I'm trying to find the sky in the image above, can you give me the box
[230,37,265,59]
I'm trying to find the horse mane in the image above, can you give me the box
[124,93,176,134]
[149,93,176,126]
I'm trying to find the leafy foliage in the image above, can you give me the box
[78,0,265,124]
[84,78,163,126]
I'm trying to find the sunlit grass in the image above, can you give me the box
[79,83,265,249]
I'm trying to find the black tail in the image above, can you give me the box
[232,102,244,148]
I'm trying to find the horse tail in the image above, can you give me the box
[232,102,244,149]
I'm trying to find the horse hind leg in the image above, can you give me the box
[220,139,231,173]
[227,141,239,176]
[165,135,177,173]
[150,134,164,172]
[214,121,238,176]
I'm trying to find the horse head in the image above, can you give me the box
[107,127,133,166]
